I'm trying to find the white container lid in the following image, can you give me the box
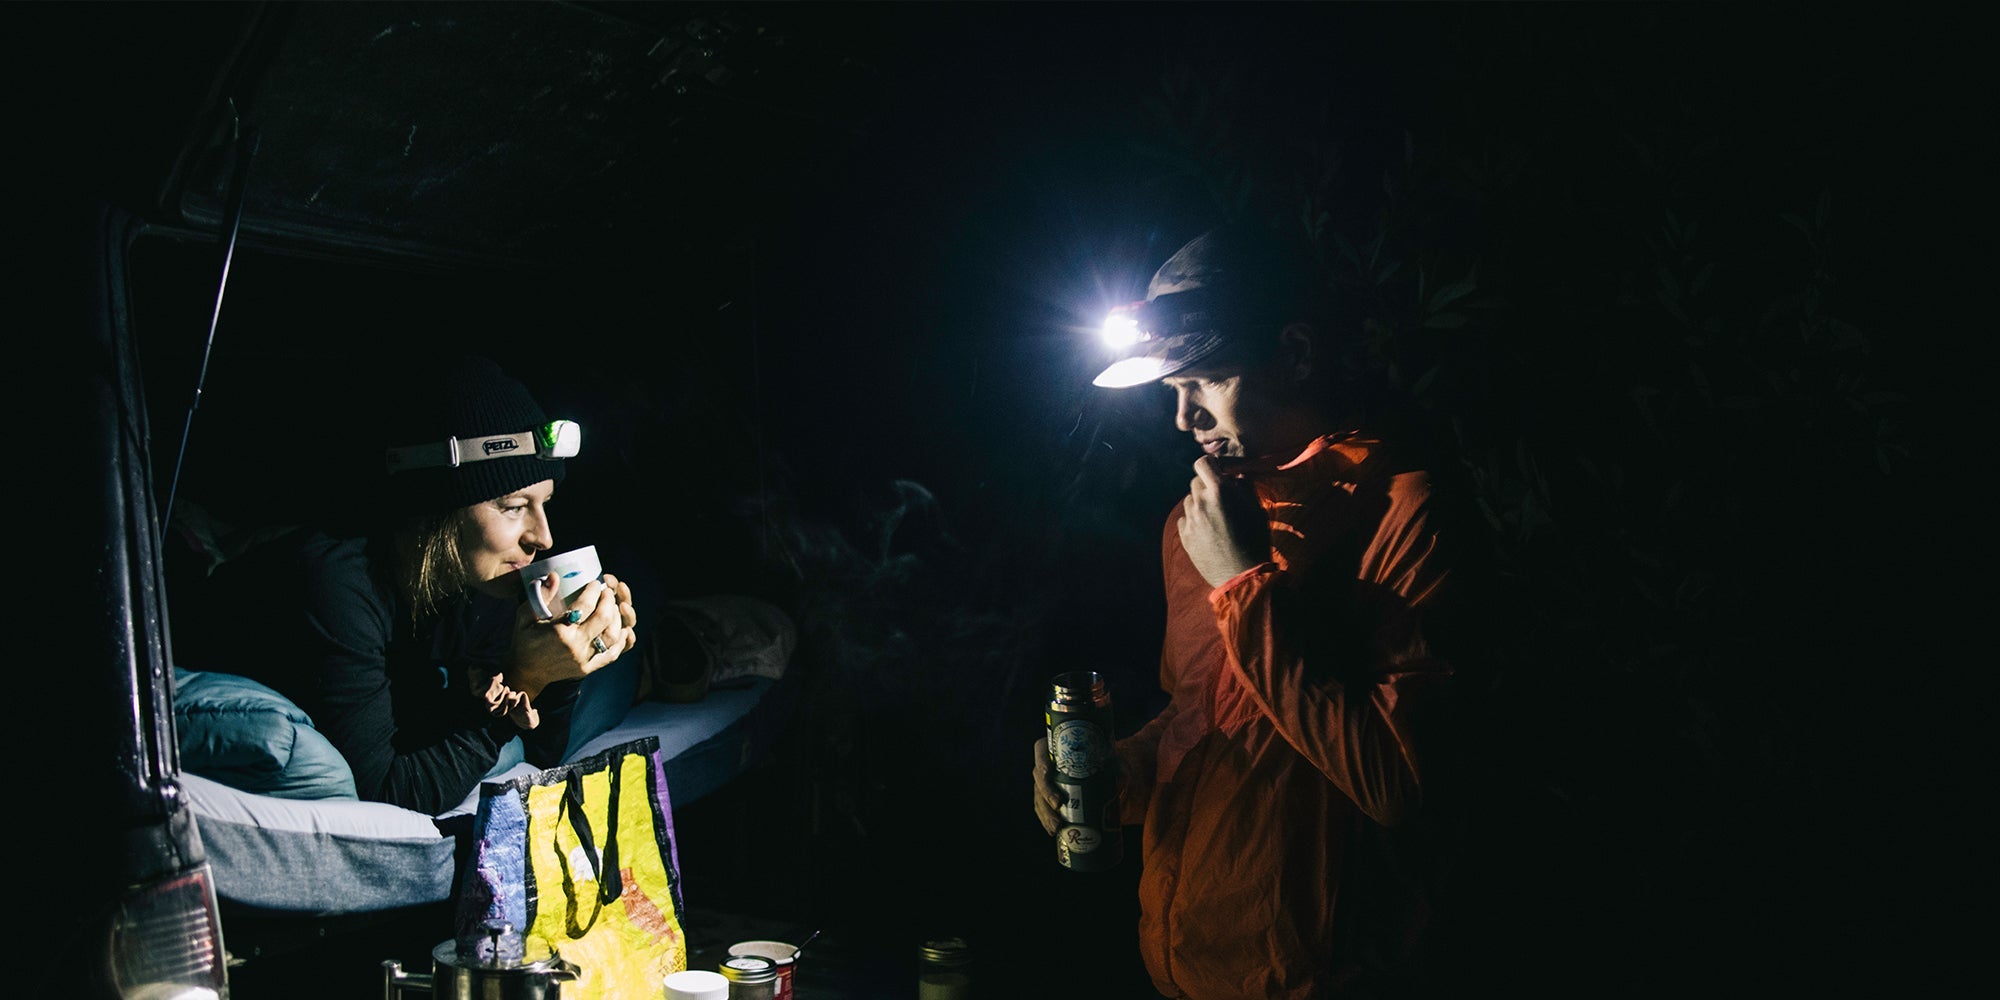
[664,969,730,1000]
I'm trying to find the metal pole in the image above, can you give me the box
[163,121,259,531]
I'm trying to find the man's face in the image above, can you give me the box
[459,478,557,599]
[1161,362,1298,460]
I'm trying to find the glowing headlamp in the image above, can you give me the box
[385,419,582,473]
[1101,302,1147,349]
[1091,287,1249,388]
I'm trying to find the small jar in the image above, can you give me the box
[918,937,972,1000]
[719,954,779,1000]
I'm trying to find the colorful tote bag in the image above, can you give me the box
[455,736,688,997]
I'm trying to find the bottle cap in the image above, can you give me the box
[1049,671,1111,710]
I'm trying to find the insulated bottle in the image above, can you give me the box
[1046,671,1121,872]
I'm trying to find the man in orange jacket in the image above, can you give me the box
[1035,222,1467,998]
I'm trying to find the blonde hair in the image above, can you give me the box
[393,506,478,623]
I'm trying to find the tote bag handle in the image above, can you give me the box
[554,749,627,938]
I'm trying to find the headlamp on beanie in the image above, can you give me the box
[385,419,581,474]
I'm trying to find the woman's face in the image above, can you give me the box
[459,479,557,600]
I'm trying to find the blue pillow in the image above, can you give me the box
[174,668,359,800]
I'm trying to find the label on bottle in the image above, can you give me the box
[1059,824,1103,855]
[1051,718,1109,779]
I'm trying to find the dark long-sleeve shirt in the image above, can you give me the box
[171,529,578,814]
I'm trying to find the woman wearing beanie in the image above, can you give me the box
[171,355,639,814]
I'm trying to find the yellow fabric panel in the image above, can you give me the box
[523,750,687,998]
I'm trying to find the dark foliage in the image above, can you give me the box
[707,4,1963,994]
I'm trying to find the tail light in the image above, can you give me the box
[110,866,229,999]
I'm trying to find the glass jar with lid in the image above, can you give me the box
[718,953,779,1000]
[918,937,972,1000]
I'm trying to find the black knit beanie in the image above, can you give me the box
[382,355,568,517]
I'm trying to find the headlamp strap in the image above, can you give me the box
[386,426,580,472]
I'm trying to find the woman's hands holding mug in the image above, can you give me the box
[508,572,639,698]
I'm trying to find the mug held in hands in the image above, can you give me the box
[519,545,603,620]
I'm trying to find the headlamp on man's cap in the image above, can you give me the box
[1092,223,1323,389]
[1092,287,1246,389]
[385,419,582,473]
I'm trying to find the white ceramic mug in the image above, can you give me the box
[518,545,602,620]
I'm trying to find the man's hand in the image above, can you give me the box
[1035,734,1133,835]
[1032,736,1063,835]
[1179,455,1271,587]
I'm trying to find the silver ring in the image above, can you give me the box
[562,610,584,625]
[590,635,609,655]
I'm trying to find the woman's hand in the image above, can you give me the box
[606,574,639,651]
[506,573,638,698]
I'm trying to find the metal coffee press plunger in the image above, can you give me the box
[383,920,581,999]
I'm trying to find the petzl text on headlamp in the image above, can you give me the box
[385,419,581,473]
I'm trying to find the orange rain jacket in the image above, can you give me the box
[1115,431,1458,1000]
